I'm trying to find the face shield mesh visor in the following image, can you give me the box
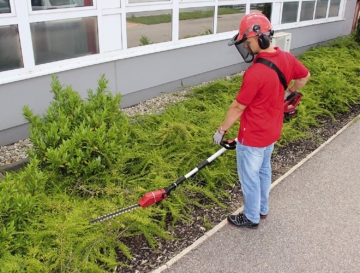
[228,33,255,63]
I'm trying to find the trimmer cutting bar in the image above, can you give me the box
[89,204,140,224]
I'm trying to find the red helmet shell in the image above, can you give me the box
[238,13,272,41]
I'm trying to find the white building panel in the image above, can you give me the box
[102,14,123,52]
[102,0,121,9]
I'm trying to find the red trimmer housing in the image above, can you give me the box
[138,189,168,208]
[284,92,302,118]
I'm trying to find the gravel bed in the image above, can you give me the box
[0,139,33,167]
[121,89,190,117]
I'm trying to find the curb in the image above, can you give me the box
[0,158,29,179]
[151,114,360,273]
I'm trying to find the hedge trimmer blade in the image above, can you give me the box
[89,204,140,224]
[89,139,237,225]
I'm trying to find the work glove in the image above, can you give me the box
[213,127,226,145]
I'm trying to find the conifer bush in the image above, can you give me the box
[23,75,129,188]
[0,158,47,258]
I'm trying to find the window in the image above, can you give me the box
[315,0,328,19]
[0,0,10,13]
[31,0,93,11]
[126,10,172,48]
[217,5,245,34]
[328,0,340,17]
[281,2,299,23]
[179,7,214,39]
[250,3,272,22]
[0,25,24,72]
[30,17,99,65]
[300,1,315,21]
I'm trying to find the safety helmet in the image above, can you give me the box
[238,13,272,41]
[228,13,274,63]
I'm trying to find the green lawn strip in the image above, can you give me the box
[1,36,359,272]
[127,7,243,25]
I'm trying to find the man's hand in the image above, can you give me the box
[287,72,311,93]
[213,127,227,145]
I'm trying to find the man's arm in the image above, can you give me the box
[288,72,311,92]
[220,100,247,131]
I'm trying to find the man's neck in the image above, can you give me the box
[259,45,276,53]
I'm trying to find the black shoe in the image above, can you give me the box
[227,213,259,229]
[260,214,267,220]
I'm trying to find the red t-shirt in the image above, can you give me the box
[236,47,309,147]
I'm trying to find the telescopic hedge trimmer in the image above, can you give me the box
[89,139,237,224]
[89,92,302,224]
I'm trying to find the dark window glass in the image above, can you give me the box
[31,0,43,6]
[0,0,11,13]
[300,1,315,21]
[315,0,329,19]
[281,2,299,24]
[0,25,24,72]
[328,0,340,17]
[31,17,99,65]
[31,0,93,11]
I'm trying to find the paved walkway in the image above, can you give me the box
[153,115,360,273]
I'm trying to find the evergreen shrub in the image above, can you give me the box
[23,75,129,188]
[0,158,47,257]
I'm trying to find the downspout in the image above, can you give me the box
[352,0,360,31]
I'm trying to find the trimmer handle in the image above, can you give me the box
[284,92,302,117]
[284,91,302,102]
[220,139,237,150]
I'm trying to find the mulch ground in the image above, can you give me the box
[116,104,360,273]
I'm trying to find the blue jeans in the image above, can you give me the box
[236,141,275,223]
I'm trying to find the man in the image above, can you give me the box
[213,13,310,229]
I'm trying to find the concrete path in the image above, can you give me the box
[153,115,360,273]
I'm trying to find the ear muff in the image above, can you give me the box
[253,24,270,49]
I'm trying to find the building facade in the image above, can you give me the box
[0,0,357,145]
